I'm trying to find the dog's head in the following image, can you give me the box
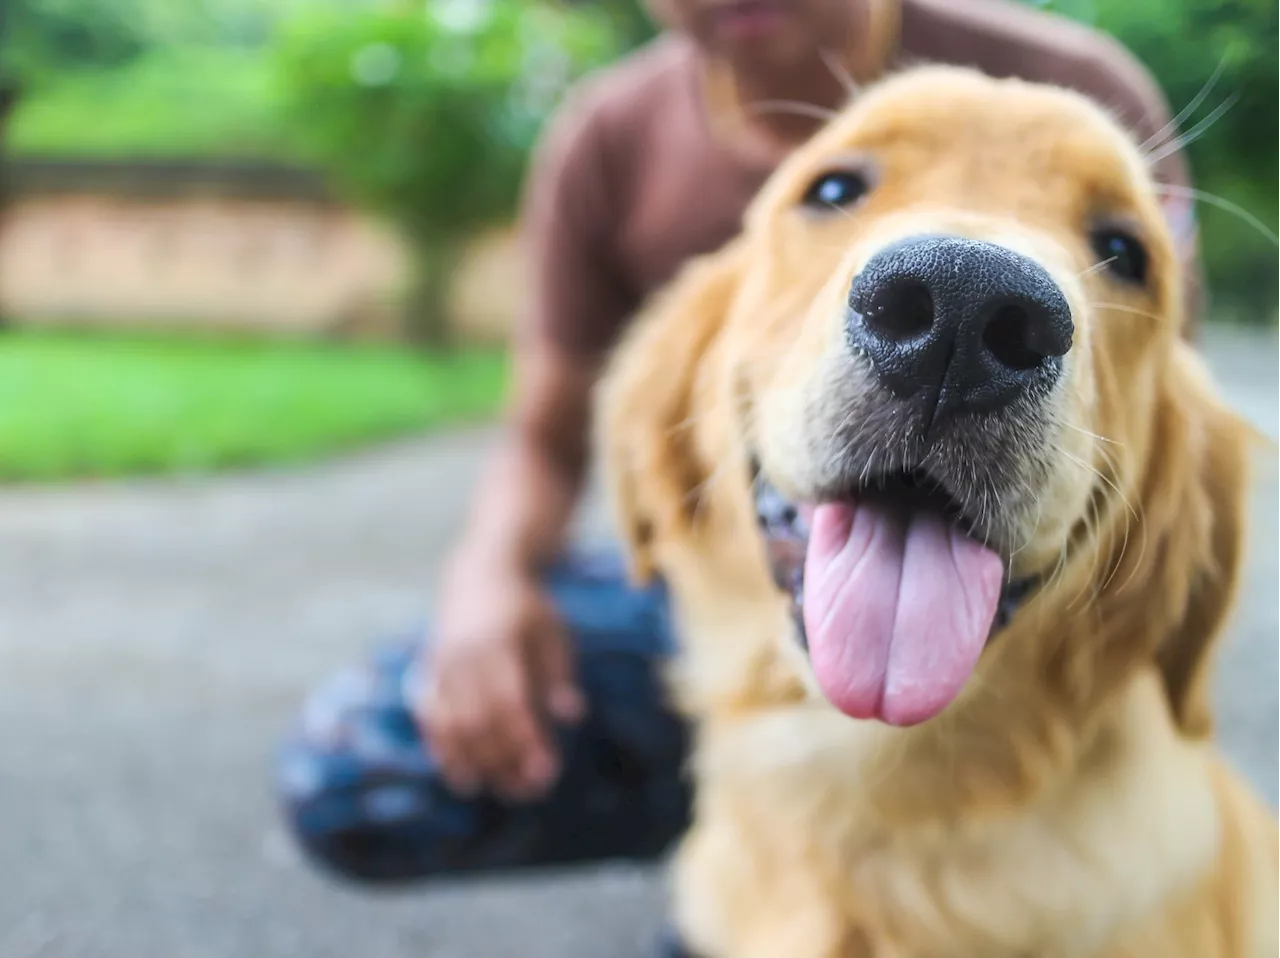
[599,66,1249,738]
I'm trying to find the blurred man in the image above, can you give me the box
[279,0,1201,885]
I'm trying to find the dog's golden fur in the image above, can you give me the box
[596,66,1277,957]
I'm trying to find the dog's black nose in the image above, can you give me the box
[847,235,1073,431]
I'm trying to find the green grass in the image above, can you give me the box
[7,46,299,160]
[0,330,508,482]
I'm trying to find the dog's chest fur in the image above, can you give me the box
[675,673,1222,958]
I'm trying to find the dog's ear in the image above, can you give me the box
[1140,346,1253,737]
[1053,344,1253,740]
[595,241,747,583]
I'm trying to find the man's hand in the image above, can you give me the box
[417,556,586,801]
[415,313,601,801]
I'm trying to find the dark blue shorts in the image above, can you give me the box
[277,547,693,884]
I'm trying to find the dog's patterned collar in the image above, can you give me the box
[753,478,1038,652]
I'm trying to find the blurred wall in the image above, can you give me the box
[0,158,525,344]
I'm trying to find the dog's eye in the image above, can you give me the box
[1089,229,1148,284]
[800,170,870,210]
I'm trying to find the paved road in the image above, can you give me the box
[0,326,1274,958]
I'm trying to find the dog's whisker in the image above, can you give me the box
[819,48,861,100]
[1052,443,1137,524]
[1075,256,1117,280]
[1115,515,1151,596]
[1092,469,1147,600]
[1008,492,1044,564]
[1039,537,1069,597]
[822,202,864,229]
[687,457,734,522]
[1047,365,1148,603]
[1143,91,1240,167]
[1098,505,1135,597]
[1053,419,1123,449]
[855,447,876,486]
[1084,486,1114,608]
[1107,484,1150,598]
[1087,301,1164,324]
[744,99,840,124]
[1046,526,1071,598]
[1151,183,1279,247]
[1047,442,1129,609]
[1139,54,1228,154]
[1060,486,1103,612]
[1090,342,1153,598]
[1098,440,1121,472]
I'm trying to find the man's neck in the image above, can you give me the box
[699,0,897,160]
[731,59,852,145]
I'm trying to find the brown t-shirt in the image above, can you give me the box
[519,0,1194,355]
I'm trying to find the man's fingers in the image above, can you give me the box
[532,622,586,724]
[420,656,495,797]
[412,596,575,801]
[546,683,586,724]
[485,659,558,796]
[452,692,517,790]
[432,654,551,801]
[426,706,480,796]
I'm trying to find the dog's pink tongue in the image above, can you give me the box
[803,501,1004,725]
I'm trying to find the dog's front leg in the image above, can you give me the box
[669,812,857,958]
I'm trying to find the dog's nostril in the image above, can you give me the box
[982,303,1048,372]
[865,281,935,341]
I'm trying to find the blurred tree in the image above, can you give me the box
[1,0,146,81]
[594,0,659,48]
[0,0,371,81]
[273,0,620,345]
[558,0,657,47]
[0,78,20,327]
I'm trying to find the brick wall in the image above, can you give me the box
[0,159,526,344]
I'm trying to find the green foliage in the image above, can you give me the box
[2,0,340,159]
[271,1,622,342]
[594,0,660,48]
[2,0,146,82]
[0,329,507,481]
[272,1,620,246]
[1,0,326,81]
[7,46,297,160]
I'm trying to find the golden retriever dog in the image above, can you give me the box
[596,65,1277,958]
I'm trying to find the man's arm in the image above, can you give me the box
[448,339,598,577]
[421,85,640,798]
[448,83,635,571]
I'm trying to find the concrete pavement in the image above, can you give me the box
[0,324,1274,958]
